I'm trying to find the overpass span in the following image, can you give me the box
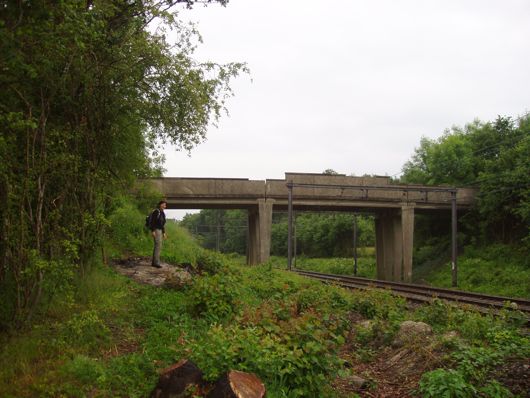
[143,173,477,282]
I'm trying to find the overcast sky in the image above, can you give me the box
[162,0,530,218]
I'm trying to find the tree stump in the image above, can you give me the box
[207,370,266,398]
[150,359,204,398]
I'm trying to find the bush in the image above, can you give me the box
[350,289,406,320]
[187,272,241,322]
[195,249,226,274]
[190,311,346,397]
[419,368,477,398]
[414,299,450,328]
[59,310,111,353]
[60,355,105,385]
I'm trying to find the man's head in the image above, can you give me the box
[158,200,167,209]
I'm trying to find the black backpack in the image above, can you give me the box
[145,209,160,229]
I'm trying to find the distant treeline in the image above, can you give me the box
[180,210,375,257]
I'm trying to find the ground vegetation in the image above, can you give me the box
[0,199,527,397]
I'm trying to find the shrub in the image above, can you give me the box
[190,311,346,397]
[350,289,406,320]
[419,368,477,398]
[60,354,105,385]
[187,273,241,322]
[452,346,502,384]
[59,310,111,353]
[195,250,226,274]
[414,299,450,328]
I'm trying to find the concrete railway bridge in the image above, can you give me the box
[144,173,477,283]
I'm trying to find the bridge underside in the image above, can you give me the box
[143,173,475,282]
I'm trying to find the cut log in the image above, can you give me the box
[150,359,204,398]
[207,370,266,398]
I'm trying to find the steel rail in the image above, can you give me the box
[292,269,530,314]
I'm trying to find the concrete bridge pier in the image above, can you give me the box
[375,203,415,282]
[247,199,275,265]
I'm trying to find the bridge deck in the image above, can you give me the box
[143,172,477,212]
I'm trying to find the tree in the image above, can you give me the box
[0,0,244,328]
[401,115,530,246]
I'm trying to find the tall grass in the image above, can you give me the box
[291,247,376,278]
[414,244,530,298]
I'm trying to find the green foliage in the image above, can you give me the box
[415,244,530,298]
[294,255,377,278]
[181,209,249,254]
[103,353,157,397]
[59,310,111,353]
[419,369,477,398]
[187,271,242,322]
[182,210,376,259]
[195,249,227,274]
[452,346,502,385]
[60,355,105,386]
[414,299,450,327]
[401,115,530,246]
[478,381,514,398]
[108,200,153,254]
[3,195,527,397]
[190,312,346,397]
[420,342,518,398]
[350,289,406,321]
[0,0,244,327]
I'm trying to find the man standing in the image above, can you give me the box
[149,200,167,268]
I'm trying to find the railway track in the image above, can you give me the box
[292,269,530,315]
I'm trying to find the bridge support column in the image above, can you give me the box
[401,204,415,282]
[247,208,260,265]
[247,199,274,265]
[375,204,415,282]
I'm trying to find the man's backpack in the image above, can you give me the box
[145,209,161,229]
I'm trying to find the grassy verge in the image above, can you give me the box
[267,247,377,279]
[414,244,530,299]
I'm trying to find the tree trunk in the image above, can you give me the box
[207,371,266,398]
[150,359,204,398]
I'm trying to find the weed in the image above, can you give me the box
[419,368,477,398]
[350,289,406,321]
[187,272,241,322]
[60,354,105,385]
[59,310,111,354]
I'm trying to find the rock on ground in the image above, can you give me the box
[392,320,433,347]
[113,256,192,288]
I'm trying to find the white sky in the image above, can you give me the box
[162,0,530,219]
